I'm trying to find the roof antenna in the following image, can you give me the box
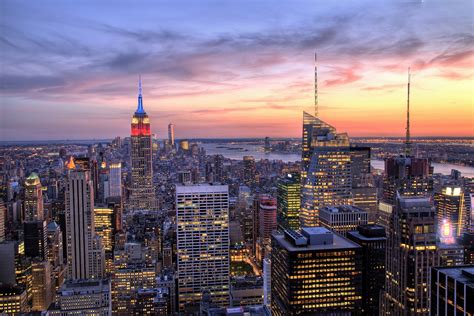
[405,68,412,156]
[314,52,318,118]
[139,75,142,96]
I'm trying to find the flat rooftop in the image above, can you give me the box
[320,205,367,214]
[434,266,474,288]
[176,183,228,193]
[273,229,360,252]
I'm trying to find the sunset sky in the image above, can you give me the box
[1,1,473,140]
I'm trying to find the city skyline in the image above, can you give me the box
[1,1,473,141]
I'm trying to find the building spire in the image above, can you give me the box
[314,52,318,118]
[136,75,145,114]
[405,68,412,156]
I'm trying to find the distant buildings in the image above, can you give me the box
[301,111,352,227]
[243,156,257,187]
[176,183,230,312]
[430,266,474,315]
[129,79,156,210]
[271,227,362,315]
[168,123,175,147]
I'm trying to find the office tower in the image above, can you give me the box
[0,241,17,284]
[24,172,44,221]
[65,160,104,280]
[24,220,47,259]
[435,186,465,237]
[108,162,122,199]
[31,261,53,311]
[111,242,156,314]
[382,145,432,204]
[462,232,474,264]
[176,183,230,312]
[271,227,362,315]
[0,200,5,242]
[242,156,257,187]
[129,78,156,211]
[97,161,109,203]
[48,279,111,315]
[430,266,474,315]
[46,221,63,267]
[94,206,115,272]
[437,243,465,267]
[168,123,175,147]
[258,195,277,242]
[0,285,29,314]
[263,258,271,307]
[94,206,114,253]
[381,195,437,315]
[347,224,386,315]
[301,111,352,227]
[319,205,368,237]
[276,173,300,230]
[350,146,378,222]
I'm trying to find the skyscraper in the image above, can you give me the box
[65,159,104,280]
[176,183,230,312]
[168,123,175,148]
[347,224,386,315]
[435,186,466,237]
[430,266,474,315]
[243,156,257,187]
[24,173,44,221]
[129,78,156,211]
[108,162,122,199]
[276,173,300,230]
[301,111,352,227]
[381,195,437,315]
[271,227,362,315]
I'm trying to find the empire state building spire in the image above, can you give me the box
[136,75,145,114]
[405,68,412,156]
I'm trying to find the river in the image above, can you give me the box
[200,142,474,178]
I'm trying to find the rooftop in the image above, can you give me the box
[433,266,474,288]
[320,205,366,214]
[274,227,360,252]
[176,183,228,194]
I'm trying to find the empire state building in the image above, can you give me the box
[129,78,156,210]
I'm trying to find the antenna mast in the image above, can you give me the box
[314,52,318,118]
[405,68,412,156]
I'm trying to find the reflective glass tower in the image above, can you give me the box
[129,78,156,210]
[301,111,352,227]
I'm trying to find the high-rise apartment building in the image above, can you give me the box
[258,195,277,242]
[347,224,386,315]
[435,186,466,237]
[301,111,352,227]
[271,227,362,315]
[381,195,438,315]
[65,159,104,280]
[24,173,44,221]
[176,183,230,312]
[430,266,474,315]
[129,79,156,210]
[276,173,300,230]
[319,205,368,237]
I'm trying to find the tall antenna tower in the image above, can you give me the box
[405,68,412,156]
[314,52,318,118]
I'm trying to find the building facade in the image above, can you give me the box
[271,227,362,315]
[301,111,352,227]
[129,79,156,210]
[176,183,230,312]
[319,205,368,237]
